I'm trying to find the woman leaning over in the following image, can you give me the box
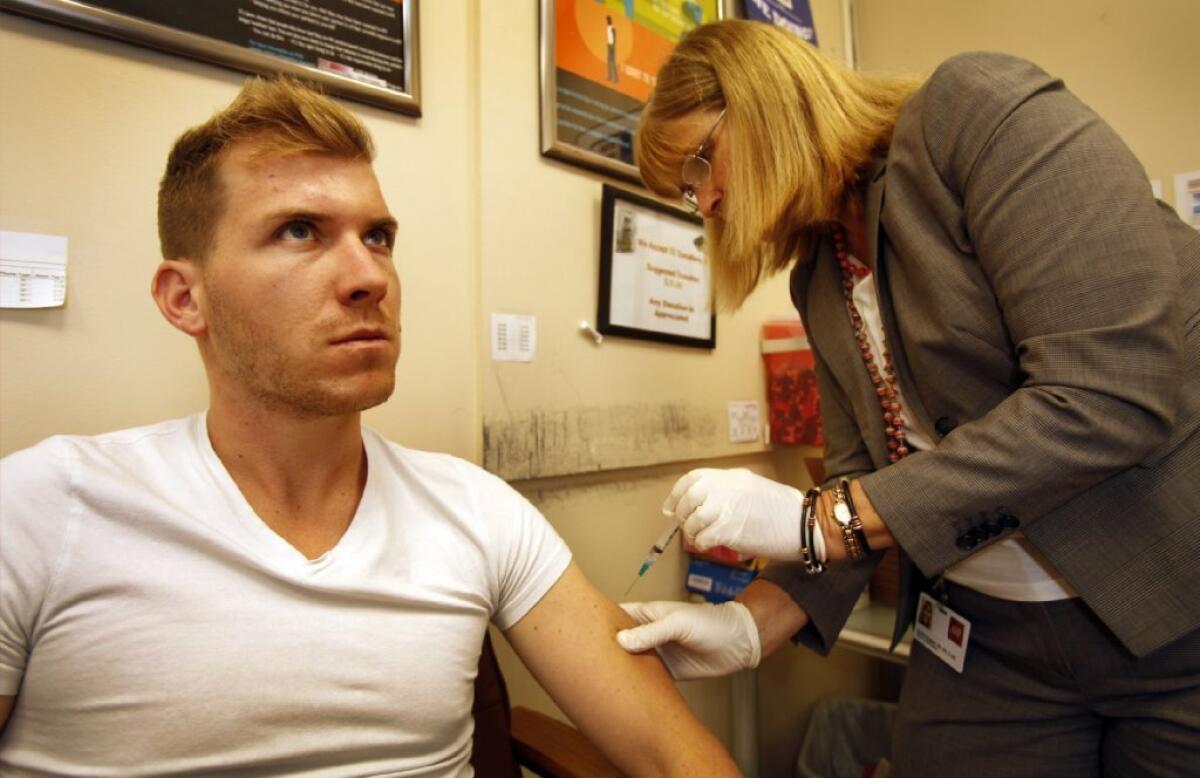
[617,19,1200,776]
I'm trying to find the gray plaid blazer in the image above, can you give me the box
[761,52,1200,658]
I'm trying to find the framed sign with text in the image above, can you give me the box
[0,0,420,116]
[598,184,715,349]
[539,0,724,184]
[744,0,818,45]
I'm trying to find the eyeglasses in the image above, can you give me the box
[680,108,726,214]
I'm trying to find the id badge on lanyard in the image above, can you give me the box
[912,590,971,673]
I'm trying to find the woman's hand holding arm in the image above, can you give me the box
[617,579,809,680]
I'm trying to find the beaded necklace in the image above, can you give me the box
[832,224,910,463]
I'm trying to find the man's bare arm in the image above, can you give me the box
[505,562,740,777]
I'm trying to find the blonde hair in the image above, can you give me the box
[158,77,374,262]
[637,20,920,309]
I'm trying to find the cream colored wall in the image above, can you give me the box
[853,0,1199,206]
[0,6,479,460]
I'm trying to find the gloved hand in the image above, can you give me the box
[663,467,804,560]
[617,600,761,681]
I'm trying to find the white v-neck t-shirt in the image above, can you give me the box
[846,255,1075,602]
[0,414,571,776]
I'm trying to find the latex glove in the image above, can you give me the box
[664,468,804,560]
[617,600,761,681]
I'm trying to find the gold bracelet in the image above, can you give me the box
[839,478,871,554]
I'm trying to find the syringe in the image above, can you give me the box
[623,520,681,596]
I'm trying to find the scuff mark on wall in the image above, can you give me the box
[483,402,722,480]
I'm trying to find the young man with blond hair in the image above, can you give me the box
[0,79,738,776]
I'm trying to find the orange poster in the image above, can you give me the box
[543,0,723,180]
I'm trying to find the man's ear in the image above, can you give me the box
[151,259,206,336]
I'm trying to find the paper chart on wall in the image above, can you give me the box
[1174,170,1200,230]
[0,230,68,309]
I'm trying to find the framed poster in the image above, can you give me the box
[744,0,818,45]
[0,0,420,116]
[540,0,724,183]
[598,184,715,348]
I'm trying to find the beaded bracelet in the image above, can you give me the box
[840,478,872,555]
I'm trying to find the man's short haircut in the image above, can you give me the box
[157,77,375,262]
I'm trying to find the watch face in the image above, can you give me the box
[834,502,853,526]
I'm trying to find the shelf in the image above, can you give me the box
[837,601,911,665]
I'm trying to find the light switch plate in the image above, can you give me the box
[491,313,536,362]
[728,400,760,443]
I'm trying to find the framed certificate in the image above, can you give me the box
[0,0,421,116]
[539,0,724,183]
[598,184,715,349]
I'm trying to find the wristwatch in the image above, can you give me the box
[833,479,870,561]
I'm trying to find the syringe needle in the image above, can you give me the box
[623,522,680,598]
